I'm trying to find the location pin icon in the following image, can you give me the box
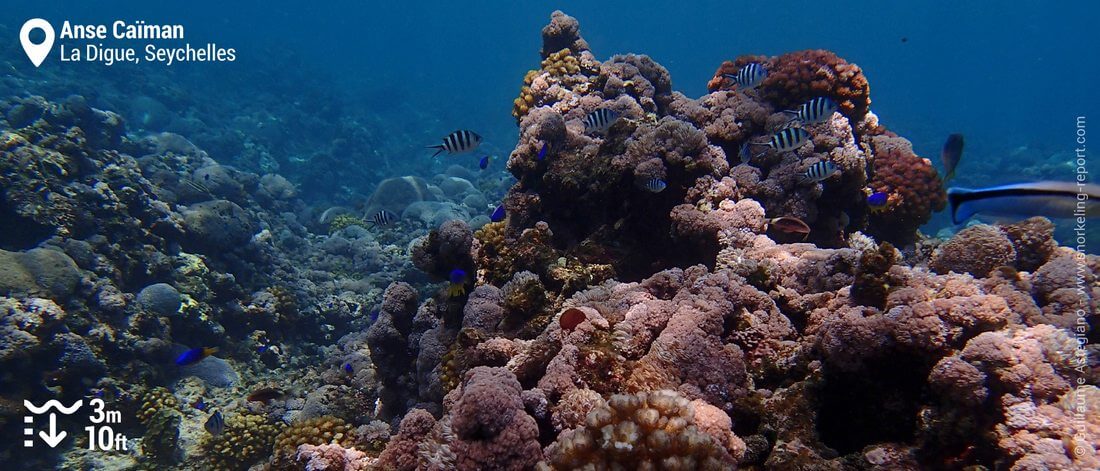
[20,19,55,68]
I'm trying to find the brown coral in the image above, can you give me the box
[708,50,871,120]
[204,412,283,470]
[273,415,357,464]
[866,134,947,245]
[930,224,1017,277]
[135,387,179,425]
[541,11,589,58]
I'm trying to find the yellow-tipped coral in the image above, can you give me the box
[272,415,357,463]
[203,413,283,470]
[538,390,735,470]
[135,387,179,425]
[513,48,593,123]
[328,213,368,234]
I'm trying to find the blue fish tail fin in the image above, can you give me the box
[946,187,975,224]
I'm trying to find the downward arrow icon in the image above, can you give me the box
[39,413,66,448]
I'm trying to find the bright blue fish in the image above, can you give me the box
[447,268,468,297]
[343,363,353,374]
[643,178,667,193]
[867,191,889,213]
[176,347,217,366]
[479,155,489,169]
[449,268,466,284]
[538,142,549,160]
[490,204,506,222]
[947,181,1100,224]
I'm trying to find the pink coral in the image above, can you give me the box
[375,409,437,471]
[295,443,373,471]
[447,367,544,470]
[960,325,1074,401]
[708,50,872,120]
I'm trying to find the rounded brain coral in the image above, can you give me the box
[930,224,1017,278]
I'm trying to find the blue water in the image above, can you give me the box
[3,1,1098,226]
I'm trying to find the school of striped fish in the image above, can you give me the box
[391,62,1090,247]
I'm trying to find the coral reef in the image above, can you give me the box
[294,443,374,470]
[368,13,1098,471]
[0,10,1096,471]
[135,387,180,425]
[376,367,543,470]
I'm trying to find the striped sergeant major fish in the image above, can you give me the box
[947,181,1100,224]
[784,97,839,125]
[642,178,667,193]
[767,127,812,152]
[584,108,620,133]
[741,127,813,163]
[428,130,482,157]
[721,62,767,90]
[370,209,398,227]
[804,160,839,182]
